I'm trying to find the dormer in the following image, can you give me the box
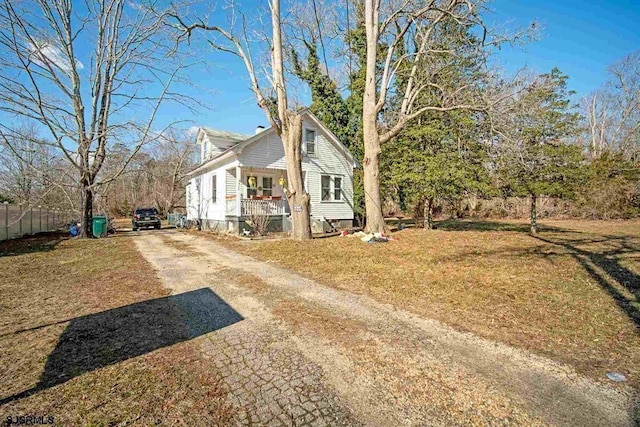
[195,127,250,163]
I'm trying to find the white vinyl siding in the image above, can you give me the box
[239,131,290,170]
[225,168,236,196]
[211,175,217,203]
[187,162,235,222]
[308,172,353,220]
[226,114,355,221]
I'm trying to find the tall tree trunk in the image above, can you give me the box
[425,197,434,230]
[282,112,312,240]
[271,0,311,240]
[362,126,387,233]
[530,193,538,235]
[81,179,94,238]
[361,0,388,235]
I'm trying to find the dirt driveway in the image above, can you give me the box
[134,230,637,426]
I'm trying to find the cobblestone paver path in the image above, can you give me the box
[201,325,352,426]
[134,230,636,426]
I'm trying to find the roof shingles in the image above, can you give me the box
[201,127,250,142]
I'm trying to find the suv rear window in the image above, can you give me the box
[135,208,158,215]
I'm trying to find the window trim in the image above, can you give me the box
[333,177,342,201]
[246,175,257,198]
[321,175,331,202]
[262,176,273,197]
[303,127,318,157]
[320,175,344,203]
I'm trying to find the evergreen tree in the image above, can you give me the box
[291,42,350,144]
[384,110,490,228]
[383,18,490,228]
[494,68,584,233]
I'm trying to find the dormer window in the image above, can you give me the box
[204,140,211,159]
[304,129,316,157]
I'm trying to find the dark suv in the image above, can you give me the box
[132,208,161,231]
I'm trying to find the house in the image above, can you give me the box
[185,110,357,234]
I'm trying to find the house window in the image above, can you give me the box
[211,175,217,203]
[321,175,343,202]
[305,129,316,156]
[247,176,257,198]
[321,175,331,201]
[262,177,273,197]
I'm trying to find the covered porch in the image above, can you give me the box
[224,166,291,217]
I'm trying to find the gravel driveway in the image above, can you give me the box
[134,230,637,426]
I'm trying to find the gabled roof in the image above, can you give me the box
[298,108,358,167]
[186,110,358,177]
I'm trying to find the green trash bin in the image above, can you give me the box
[92,215,108,238]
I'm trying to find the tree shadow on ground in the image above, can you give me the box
[532,234,640,331]
[434,223,640,331]
[0,232,68,257]
[0,288,243,405]
[434,219,574,233]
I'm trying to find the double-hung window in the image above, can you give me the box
[334,177,342,201]
[321,175,331,201]
[321,175,343,202]
[305,129,316,156]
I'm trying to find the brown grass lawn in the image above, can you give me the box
[214,219,640,388]
[0,233,234,425]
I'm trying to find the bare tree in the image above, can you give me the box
[0,123,53,205]
[0,0,191,236]
[97,129,195,216]
[360,0,533,233]
[169,0,313,240]
[148,130,195,215]
[584,50,640,160]
[246,211,272,236]
[0,123,78,211]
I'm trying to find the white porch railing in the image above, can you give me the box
[241,198,286,216]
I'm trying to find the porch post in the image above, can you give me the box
[235,165,242,217]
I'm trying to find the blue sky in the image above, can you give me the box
[487,0,640,95]
[174,0,640,136]
[2,1,638,142]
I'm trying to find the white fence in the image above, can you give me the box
[1,203,75,241]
